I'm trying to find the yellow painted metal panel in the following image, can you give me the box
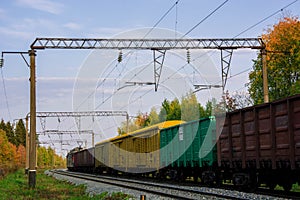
[94,120,185,172]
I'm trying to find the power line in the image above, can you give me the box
[115,51,217,111]
[126,62,251,108]
[182,0,229,37]
[175,1,178,38]
[228,67,251,79]
[0,68,12,120]
[229,0,299,92]
[73,51,133,112]
[90,50,209,116]
[143,0,180,39]
[234,0,299,38]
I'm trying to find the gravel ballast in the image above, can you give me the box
[45,170,291,200]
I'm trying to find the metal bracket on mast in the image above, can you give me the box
[221,49,233,93]
[39,117,46,132]
[153,49,166,92]
[75,116,81,134]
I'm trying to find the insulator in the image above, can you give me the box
[187,49,190,64]
[0,58,3,68]
[118,50,123,63]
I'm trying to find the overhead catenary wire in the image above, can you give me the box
[228,0,299,93]
[234,0,299,38]
[182,0,229,38]
[0,67,12,121]
[175,1,178,38]
[114,51,218,111]
[92,63,253,135]
[94,50,204,110]
[66,57,133,131]
[143,0,180,39]
[121,0,181,90]
[58,52,133,135]
[217,0,300,95]
[73,0,181,113]
[72,51,134,112]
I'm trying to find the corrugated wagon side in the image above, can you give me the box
[94,140,110,174]
[216,94,300,191]
[72,147,95,172]
[94,120,183,175]
[159,117,217,183]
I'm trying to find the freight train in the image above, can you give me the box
[67,94,300,191]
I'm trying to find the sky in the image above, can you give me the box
[0,0,299,155]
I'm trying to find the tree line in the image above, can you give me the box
[0,119,65,178]
[0,119,26,177]
[118,92,220,135]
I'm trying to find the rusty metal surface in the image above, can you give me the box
[73,148,95,168]
[216,94,300,170]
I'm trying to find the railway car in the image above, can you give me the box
[94,120,183,174]
[66,150,75,170]
[67,147,82,171]
[159,117,217,183]
[216,94,300,191]
[67,147,95,172]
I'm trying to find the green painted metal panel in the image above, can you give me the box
[160,117,217,169]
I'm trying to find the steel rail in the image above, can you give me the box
[51,170,243,200]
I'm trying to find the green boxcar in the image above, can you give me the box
[160,117,217,169]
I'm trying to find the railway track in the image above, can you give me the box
[49,169,294,200]
[50,169,240,199]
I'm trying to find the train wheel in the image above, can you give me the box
[193,175,198,183]
[233,172,258,191]
[201,171,216,186]
[154,170,164,180]
[178,171,186,182]
[283,182,292,192]
[170,170,178,181]
[267,181,276,190]
[279,174,293,192]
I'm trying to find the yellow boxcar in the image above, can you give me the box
[94,120,183,174]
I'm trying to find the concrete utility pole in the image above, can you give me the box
[28,49,37,188]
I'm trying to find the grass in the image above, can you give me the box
[275,183,300,192]
[0,169,134,200]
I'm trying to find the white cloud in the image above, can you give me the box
[5,77,29,81]
[87,27,126,38]
[37,76,76,82]
[64,22,81,30]
[0,27,33,39]
[0,18,59,40]
[16,0,64,14]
